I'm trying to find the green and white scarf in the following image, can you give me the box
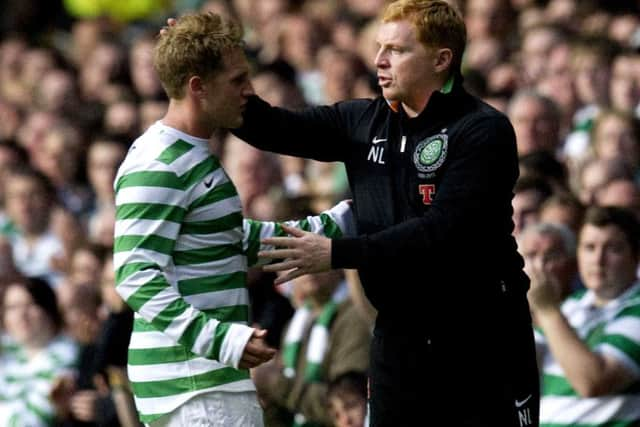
[282,282,348,427]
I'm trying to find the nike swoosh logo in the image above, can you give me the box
[204,177,214,188]
[515,394,532,408]
[372,137,387,144]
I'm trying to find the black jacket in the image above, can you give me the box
[234,78,528,332]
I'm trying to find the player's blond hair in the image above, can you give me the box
[154,12,244,99]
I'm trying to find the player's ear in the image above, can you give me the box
[188,75,206,98]
[433,48,452,74]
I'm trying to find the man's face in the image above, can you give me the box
[519,231,574,298]
[329,393,367,427]
[374,20,435,111]
[512,189,543,236]
[508,96,556,156]
[578,223,638,301]
[202,47,254,129]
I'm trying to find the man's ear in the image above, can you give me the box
[188,75,205,98]
[434,48,453,73]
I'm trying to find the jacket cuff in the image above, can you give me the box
[332,237,366,269]
[218,324,254,369]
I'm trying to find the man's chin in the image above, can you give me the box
[381,88,398,101]
[226,116,244,129]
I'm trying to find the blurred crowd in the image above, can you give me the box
[0,0,640,426]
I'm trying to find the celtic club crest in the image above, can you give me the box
[413,134,448,173]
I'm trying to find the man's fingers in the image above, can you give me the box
[279,223,305,237]
[167,18,177,26]
[273,268,305,285]
[261,236,296,247]
[258,248,298,259]
[262,260,301,272]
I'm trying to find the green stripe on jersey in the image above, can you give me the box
[178,272,246,296]
[116,170,182,191]
[178,156,220,190]
[115,262,159,285]
[188,181,238,211]
[156,139,194,165]
[132,306,250,330]
[600,333,640,360]
[116,203,186,222]
[126,276,169,312]
[181,212,243,235]
[542,374,575,396]
[172,243,243,265]
[128,346,197,365]
[211,323,231,361]
[131,367,250,398]
[202,305,249,322]
[114,234,175,255]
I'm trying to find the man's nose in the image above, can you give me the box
[374,50,388,68]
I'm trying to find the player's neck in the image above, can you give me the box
[163,99,216,139]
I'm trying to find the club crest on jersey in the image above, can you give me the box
[413,134,448,174]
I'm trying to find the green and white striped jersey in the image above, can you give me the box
[0,334,78,427]
[536,282,640,427]
[114,122,354,423]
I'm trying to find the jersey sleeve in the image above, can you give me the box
[114,168,253,368]
[242,200,356,267]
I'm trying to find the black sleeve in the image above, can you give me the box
[332,113,519,269]
[231,95,370,162]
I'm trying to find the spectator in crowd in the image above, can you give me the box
[594,178,640,219]
[85,135,128,242]
[507,89,562,156]
[574,156,634,206]
[327,371,369,427]
[512,174,555,236]
[252,270,370,427]
[1,166,65,287]
[0,277,78,426]
[589,109,640,171]
[517,221,578,308]
[33,122,92,216]
[539,191,585,235]
[529,206,640,426]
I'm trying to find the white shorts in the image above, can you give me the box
[146,391,263,427]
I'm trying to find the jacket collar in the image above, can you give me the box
[385,72,468,121]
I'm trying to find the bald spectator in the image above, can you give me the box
[507,89,562,156]
[518,222,578,306]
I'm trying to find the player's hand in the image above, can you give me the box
[259,224,332,285]
[69,390,99,422]
[239,329,276,369]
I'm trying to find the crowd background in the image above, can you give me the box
[0,0,639,426]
